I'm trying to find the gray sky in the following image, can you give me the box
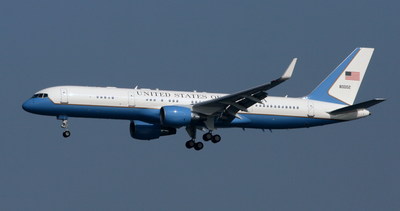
[1,0,399,210]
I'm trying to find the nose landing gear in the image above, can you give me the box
[59,118,71,138]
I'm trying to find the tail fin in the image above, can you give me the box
[306,48,374,105]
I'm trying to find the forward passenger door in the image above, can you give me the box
[128,91,135,107]
[60,88,68,104]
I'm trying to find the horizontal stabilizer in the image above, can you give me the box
[328,98,385,115]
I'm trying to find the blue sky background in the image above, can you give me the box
[1,0,399,210]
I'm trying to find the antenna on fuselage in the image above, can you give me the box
[134,85,138,89]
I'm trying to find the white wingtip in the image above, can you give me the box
[281,58,297,80]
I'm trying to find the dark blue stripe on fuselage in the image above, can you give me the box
[23,98,161,123]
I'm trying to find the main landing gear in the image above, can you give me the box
[60,119,71,138]
[185,140,204,151]
[185,127,222,151]
[202,132,221,143]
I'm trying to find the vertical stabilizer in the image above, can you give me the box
[306,48,374,105]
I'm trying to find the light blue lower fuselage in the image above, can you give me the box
[23,97,339,130]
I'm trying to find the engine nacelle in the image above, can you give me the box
[130,120,176,140]
[160,106,193,127]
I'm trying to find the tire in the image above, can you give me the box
[194,142,204,151]
[185,140,195,149]
[211,135,221,143]
[202,133,212,141]
[63,131,71,138]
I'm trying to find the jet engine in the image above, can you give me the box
[160,106,194,127]
[130,120,176,140]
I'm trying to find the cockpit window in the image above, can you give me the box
[32,93,48,98]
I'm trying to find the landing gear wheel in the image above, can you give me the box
[203,133,212,141]
[185,140,195,149]
[194,142,204,151]
[212,135,221,143]
[63,130,71,138]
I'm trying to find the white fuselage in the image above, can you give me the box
[31,86,368,124]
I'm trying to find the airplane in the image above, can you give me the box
[22,47,385,151]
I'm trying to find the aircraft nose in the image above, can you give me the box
[22,99,34,113]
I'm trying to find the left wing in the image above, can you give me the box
[192,58,297,123]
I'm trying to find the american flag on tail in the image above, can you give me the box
[345,71,360,81]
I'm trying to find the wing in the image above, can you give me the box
[192,58,297,124]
